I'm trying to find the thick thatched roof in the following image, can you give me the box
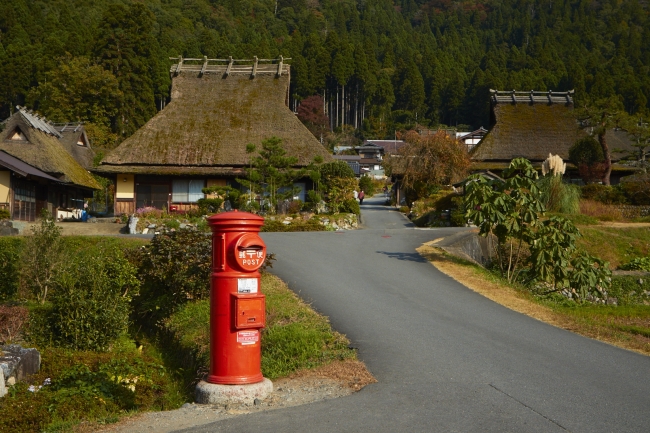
[472,90,638,167]
[53,122,95,169]
[471,91,584,162]
[99,58,331,175]
[0,108,100,189]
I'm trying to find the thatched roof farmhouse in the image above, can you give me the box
[0,107,100,221]
[471,90,636,183]
[96,56,331,214]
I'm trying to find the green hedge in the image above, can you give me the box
[0,237,23,301]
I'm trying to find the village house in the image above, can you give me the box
[95,56,332,214]
[470,90,637,184]
[0,107,100,221]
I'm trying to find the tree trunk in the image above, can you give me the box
[599,129,612,185]
[341,85,345,128]
[336,87,339,128]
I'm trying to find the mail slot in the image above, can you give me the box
[233,294,266,329]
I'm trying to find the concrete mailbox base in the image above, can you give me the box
[195,378,273,405]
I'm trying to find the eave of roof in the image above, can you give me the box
[0,150,63,182]
[0,111,101,190]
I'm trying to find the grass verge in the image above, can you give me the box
[164,273,357,380]
[576,226,650,269]
[417,243,650,356]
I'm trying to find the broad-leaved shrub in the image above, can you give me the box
[133,230,212,323]
[28,246,139,351]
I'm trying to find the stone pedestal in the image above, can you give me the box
[195,378,273,405]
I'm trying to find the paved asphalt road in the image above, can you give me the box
[185,195,650,432]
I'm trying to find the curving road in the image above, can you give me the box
[185,194,650,432]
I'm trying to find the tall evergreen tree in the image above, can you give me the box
[95,3,160,138]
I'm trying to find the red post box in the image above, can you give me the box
[206,210,267,385]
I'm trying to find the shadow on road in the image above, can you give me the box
[375,250,427,262]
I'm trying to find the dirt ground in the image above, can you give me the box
[93,360,376,433]
[53,221,127,236]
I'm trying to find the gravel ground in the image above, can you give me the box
[97,360,375,433]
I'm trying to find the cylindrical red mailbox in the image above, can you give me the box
[207,210,267,384]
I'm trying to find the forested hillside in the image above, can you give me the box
[0,0,648,148]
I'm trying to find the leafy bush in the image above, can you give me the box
[0,237,22,301]
[20,211,64,304]
[326,177,358,213]
[196,198,223,214]
[399,205,410,213]
[359,175,375,196]
[133,230,211,323]
[0,208,10,219]
[340,198,360,215]
[28,247,139,351]
[581,184,628,204]
[318,160,355,182]
[619,257,650,271]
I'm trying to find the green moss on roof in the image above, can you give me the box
[101,70,331,172]
[472,103,585,162]
[0,115,100,189]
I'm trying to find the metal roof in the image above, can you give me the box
[16,106,62,138]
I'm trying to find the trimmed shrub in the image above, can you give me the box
[0,208,10,220]
[196,197,223,214]
[340,198,360,215]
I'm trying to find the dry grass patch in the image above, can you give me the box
[286,358,377,391]
[417,242,650,356]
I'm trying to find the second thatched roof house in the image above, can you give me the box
[96,56,332,214]
[471,90,636,184]
[0,107,100,221]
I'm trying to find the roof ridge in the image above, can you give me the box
[16,106,63,138]
[490,89,574,105]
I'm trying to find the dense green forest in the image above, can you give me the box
[0,0,648,148]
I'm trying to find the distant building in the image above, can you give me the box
[456,127,487,152]
[332,155,361,176]
[471,90,636,184]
